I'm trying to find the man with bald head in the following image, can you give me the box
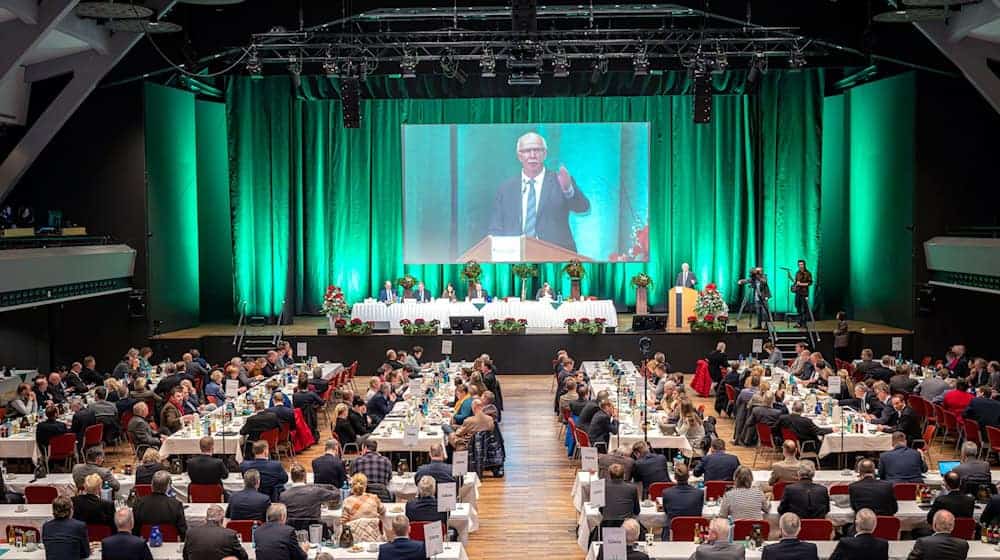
[488,131,590,252]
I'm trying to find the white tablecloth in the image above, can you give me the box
[0,432,40,464]
[817,430,894,458]
[554,300,619,327]
[159,427,245,463]
[585,541,998,560]
[351,299,618,329]
[0,542,469,560]
[351,302,479,328]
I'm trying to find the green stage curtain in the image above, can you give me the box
[226,71,824,319]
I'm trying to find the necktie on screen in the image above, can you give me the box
[524,178,537,237]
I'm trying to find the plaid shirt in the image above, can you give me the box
[349,451,393,486]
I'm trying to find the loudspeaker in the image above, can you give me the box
[604,326,616,334]
[372,321,391,333]
[693,75,712,124]
[511,0,537,33]
[128,289,146,318]
[317,328,328,335]
[632,314,667,331]
[341,78,360,129]
[917,284,935,316]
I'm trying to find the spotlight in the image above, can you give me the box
[440,51,467,84]
[246,47,262,78]
[633,47,650,77]
[789,49,806,70]
[322,50,339,77]
[400,48,417,78]
[480,47,497,78]
[745,52,766,94]
[712,44,728,75]
[590,55,608,84]
[288,57,302,88]
[552,48,570,78]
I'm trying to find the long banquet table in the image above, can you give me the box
[350,299,618,328]
[0,542,469,560]
[585,540,999,560]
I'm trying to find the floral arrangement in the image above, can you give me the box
[608,224,649,262]
[630,272,654,288]
[320,285,349,317]
[689,283,729,332]
[397,274,418,289]
[563,259,586,279]
[489,317,528,335]
[461,260,482,282]
[564,317,606,335]
[333,317,373,336]
[511,264,538,279]
[399,318,440,336]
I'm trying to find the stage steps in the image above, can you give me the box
[774,332,812,355]
[240,335,278,360]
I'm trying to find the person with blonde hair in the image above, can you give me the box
[341,473,386,542]
[71,472,115,530]
[333,403,359,446]
[675,401,705,455]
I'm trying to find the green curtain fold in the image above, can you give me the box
[226,71,824,319]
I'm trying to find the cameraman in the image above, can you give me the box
[738,267,772,329]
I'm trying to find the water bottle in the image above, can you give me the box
[251,522,258,549]
[727,515,734,543]
[101,479,112,502]
[149,525,163,547]
[341,479,350,503]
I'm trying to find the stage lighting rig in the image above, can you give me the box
[789,48,807,70]
[246,47,262,78]
[480,48,497,78]
[288,57,302,87]
[633,46,650,77]
[552,48,570,78]
[400,48,417,78]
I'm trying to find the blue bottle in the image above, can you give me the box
[101,479,112,502]
[149,525,163,547]
[341,479,351,503]
[251,522,258,549]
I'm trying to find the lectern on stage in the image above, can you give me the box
[458,235,593,263]
[667,286,698,331]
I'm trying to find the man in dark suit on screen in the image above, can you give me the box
[488,132,590,253]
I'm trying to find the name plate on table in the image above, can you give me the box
[404,425,420,447]
[403,298,417,304]
[424,521,444,557]
[437,481,457,512]
[590,477,606,507]
[441,340,453,355]
[452,450,469,476]
[409,378,422,396]
[828,376,841,396]
[470,298,485,304]
[225,379,239,398]
[602,528,627,560]
[490,235,521,262]
[364,298,376,303]
[581,447,599,473]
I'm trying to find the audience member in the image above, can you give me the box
[414,443,455,486]
[602,463,640,521]
[905,510,969,560]
[378,515,426,560]
[253,504,308,560]
[312,439,348,488]
[71,473,115,530]
[761,513,818,560]
[694,438,740,481]
[925,471,975,526]
[182,504,248,560]
[349,439,393,487]
[778,401,832,448]
[720,466,768,520]
[829,509,888,560]
[41,496,89,560]
[280,464,340,531]
[239,441,288,501]
[660,464,703,541]
[951,441,992,489]
[596,518,649,560]
[72,447,120,493]
[690,517,745,560]
[404,475,448,525]
[848,459,897,516]
[132,470,187,539]
[778,462,829,519]
[449,398,495,450]
[877,431,927,483]
[768,441,802,487]
[135,448,167,485]
[187,436,229,487]
[226,469,271,521]
[100,508,153,560]
[341,473,386,542]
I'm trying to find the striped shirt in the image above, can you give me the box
[719,487,770,520]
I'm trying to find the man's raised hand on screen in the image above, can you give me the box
[557,165,574,193]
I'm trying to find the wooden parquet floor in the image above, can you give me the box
[99,374,959,560]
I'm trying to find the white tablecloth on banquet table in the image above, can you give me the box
[351,302,479,328]
[581,361,639,379]
[0,432,40,464]
[585,540,999,560]
[303,362,343,381]
[480,300,560,328]
[556,300,618,327]
[817,430,893,458]
[159,426,245,463]
[578,498,983,550]
[0,542,469,560]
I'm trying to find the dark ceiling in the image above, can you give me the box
[104,0,955,86]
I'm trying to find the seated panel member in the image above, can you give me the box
[377,281,397,303]
[535,281,556,300]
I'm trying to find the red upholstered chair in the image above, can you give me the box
[987,426,1000,462]
[86,524,113,542]
[962,418,983,452]
[25,485,59,504]
[188,483,223,503]
[828,484,850,496]
[797,519,834,540]
[771,481,788,500]
[872,516,901,540]
[46,433,78,471]
[226,520,259,542]
[134,484,153,497]
[140,524,179,542]
[705,481,733,501]
[724,385,737,412]
[951,517,976,539]
[893,482,918,501]
[206,395,218,406]
[669,516,709,541]
[82,424,104,452]
[649,482,675,502]
[409,520,447,541]
[753,423,780,468]
[260,428,280,458]
[733,519,770,541]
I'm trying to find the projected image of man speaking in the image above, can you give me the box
[487,132,591,252]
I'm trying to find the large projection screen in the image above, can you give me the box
[402,122,650,264]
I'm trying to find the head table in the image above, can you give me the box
[350,299,618,328]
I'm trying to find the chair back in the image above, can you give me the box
[83,423,104,448]
[756,423,776,450]
[922,399,936,423]
[409,520,447,541]
[941,408,959,432]
[797,519,834,540]
[962,418,982,445]
[188,483,223,503]
[47,433,77,460]
[732,519,769,541]
[86,524,113,542]
[24,485,59,504]
[872,516,901,540]
[893,482,918,500]
[226,520,259,542]
[206,395,218,405]
[140,523,180,542]
[919,425,936,446]
[951,517,976,539]
[771,480,787,500]
[828,484,850,496]
[134,484,153,497]
[669,516,709,541]
[260,428,280,451]
[906,395,924,417]
[704,481,733,501]
[988,426,1000,451]
[574,428,591,448]
[649,482,675,502]
[724,384,737,404]
[780,427,799,444]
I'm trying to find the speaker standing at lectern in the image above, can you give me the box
[674,263,697,289]
[487,132,590,253]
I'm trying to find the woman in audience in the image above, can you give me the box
[204,370,226,405]
[341,473,385,542]
[675,401,705,454]
[8,383,38,418]
[749,380,774,410]
[135,448,167,485]
[334,403,358,446]
[129,377,161,406]
[719,466,769,520]
[138,347,154,372]
[103,378,122,403]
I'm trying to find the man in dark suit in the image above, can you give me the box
[225,469,271,521]
[253,504,308,560]
[377,280,398,303]
[602,463,640,521]
[487,132,591,253]
[187,436,229,487]
[630,441,669,495]
[906,510,970,560]
[874,395,921,444]
[72,473,115,531]
[35,405,69,454]
[596,519,650,560]
[661,464,704,541]
[101,507,153,560]
[239,401,281,456]
[69,398,98,454]
[675,263,697,289]
[951,441,992,489]
[279,464,341,532]
[311,439,348,488]
[414,443,456,486]
[577,389,607,432]
[761,513,819,560]
[132,471,187,539]
[586,400,619,453]
[239,441,288,501]
[693,439,740,482]
[367,383,393,425]
[182,504,248,560]
[778,462,829,520]
[778,401,832,447]
[854,349,877,378]
[690,518,746,560]
[848,459,897,516]
[600,446,636,482]
[535,281,556,299]
[409,282,432,302]
[926,471,975,524]
[405,475,448,525]
[378,516,426,560]
[42,496,89,560]
[830,509,888,560]
[267,392,295,425]
[963,385,1000,429]
[877,431,928,483]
